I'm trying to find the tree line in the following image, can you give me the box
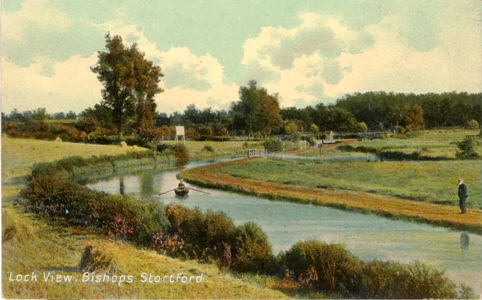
[2,108,78,122]
[336,91,482,130]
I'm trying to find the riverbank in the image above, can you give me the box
[179,158,482,234]
[1,137,292,299]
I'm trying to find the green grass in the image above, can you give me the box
[362,129,479,158]
[161,140,263,160]
[215,159,482,208]
[1,136,148,182]
[0,137,298,299]
[302,129,481,159]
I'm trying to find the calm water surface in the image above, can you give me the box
[87,161,482,293]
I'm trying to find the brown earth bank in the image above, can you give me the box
[179,158,482,235]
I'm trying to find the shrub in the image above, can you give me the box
[456,137,480,159]
[156,143,173,153]
[90,195,136,240]
[204,211,236,256]
[165,204,204,253]
[217,128,229,136]
[338,144,376,154]
[358,260,457,299]
[197,126,213,139]
[263,137,283,153]
[128,199,171,245]
[232,222,274,273]
[76,117,100,134]
[165,204,236,261]
[21,173,169,245]
[3,122,21,137]
[151,232,190,258]
[86,134,121,145]
[464,119,479,129]
[358,122,368,132]
[185,128,199,139]
[202,145,215,153]
[172,143,190,167]
[21,175,98,224]
[279,240,362,295]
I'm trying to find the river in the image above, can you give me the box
[87,160,481,293]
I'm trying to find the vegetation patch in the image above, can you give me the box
[279,240,460,299]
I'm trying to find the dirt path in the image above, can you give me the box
[179,158,482,234]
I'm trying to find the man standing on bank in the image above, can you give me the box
[458,179,468,214]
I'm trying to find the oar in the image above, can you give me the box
[188,187,210,194]
[159,188,176,195]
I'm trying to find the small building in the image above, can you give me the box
[324,130,335,144]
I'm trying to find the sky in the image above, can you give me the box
[2,0,482,115]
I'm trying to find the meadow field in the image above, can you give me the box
[161,139,263,160]
[301,129,481,159]
[213,129,481,208]
[216,159,481,208]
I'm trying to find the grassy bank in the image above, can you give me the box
[213,158,482,208]
[1,137,290,299]
[2,201,288,299]
[2,137,149,183]
[178,158,482,234]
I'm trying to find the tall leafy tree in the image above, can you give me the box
[91,33,163,137]
[402,104,425,131]
[128,45,164,133]
[231,80,282,137]
[324,106,357,132]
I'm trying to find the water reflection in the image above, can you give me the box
[460,232,470,255]
[119,176,125,195]
[139,170,156,197]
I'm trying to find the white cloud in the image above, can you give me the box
[2,0,71,45]
[240,6,482,108]
[158,84,239,114]
[328,7,482,97]
[2,54,102,114]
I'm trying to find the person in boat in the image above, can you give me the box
[175,181,189,196]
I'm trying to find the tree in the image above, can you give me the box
[81,103,114,129]
[310,123,320,136]
[402,104,425,132]
[284,121,298,135]
[324,106,357,132]
[358,122,368,132]
[231,80,282,137]
[91,33,163,138]
[128,44,164,133]
[66,111,78,120]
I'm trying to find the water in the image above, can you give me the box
[87,161,482,293]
